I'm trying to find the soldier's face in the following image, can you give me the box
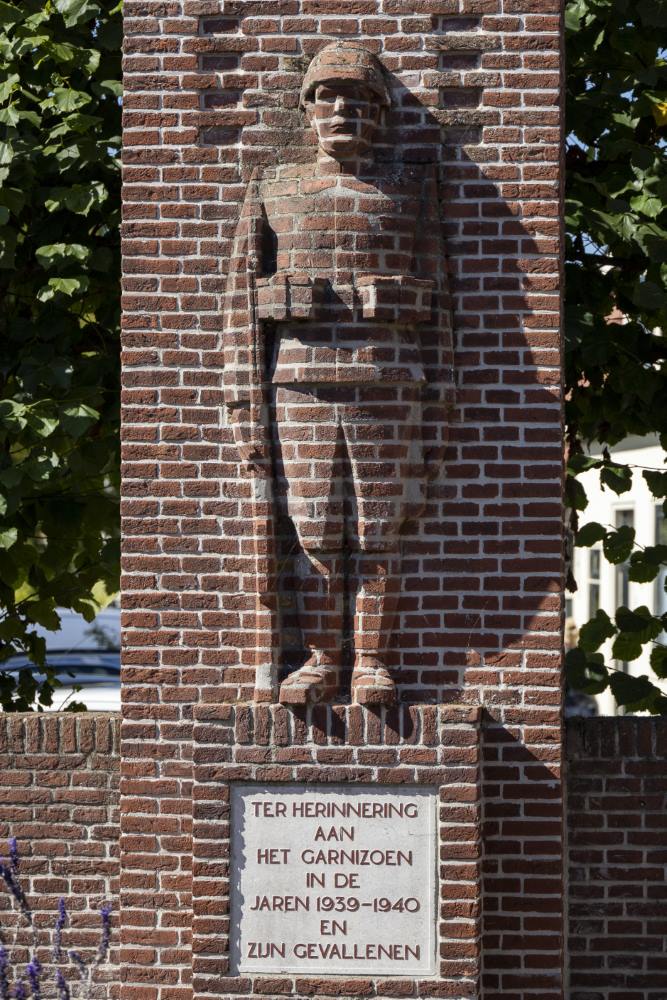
[307,82,381,158]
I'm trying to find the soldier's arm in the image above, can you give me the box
[221,170,272,470]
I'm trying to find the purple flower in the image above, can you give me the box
[0,864,30,924]
[55,972,70,1000]
[97,905,111,963]
[52,899,67,962]
[8,841,18,875]
[13,982,26,1000]
[0,945,9,1000]
[67,953,86,983]
[26,959,40,1000]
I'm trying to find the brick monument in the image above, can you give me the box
[121,4,564,1000]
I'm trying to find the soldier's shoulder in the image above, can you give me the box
[277,159,315,180]
[260,159,314,193]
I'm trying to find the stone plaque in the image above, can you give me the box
[230,784,437,976]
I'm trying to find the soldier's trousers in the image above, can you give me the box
[273,383,424,554]
[273,382,425,665]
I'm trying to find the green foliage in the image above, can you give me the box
[578,608,616,652]
[0,0,120,709]
[566,0,667,713]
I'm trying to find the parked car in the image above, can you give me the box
[3,606,120,711]
[564,686,598,719]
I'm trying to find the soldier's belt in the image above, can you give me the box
[255,272,434,325]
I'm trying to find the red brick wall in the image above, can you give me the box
[0,714,119,999]
[121,3,565,1000]
[567,717,667,998]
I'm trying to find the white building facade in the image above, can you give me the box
[568,435,667,715]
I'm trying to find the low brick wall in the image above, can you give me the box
[1,713,666,999]
[0,714,120,998]
[567,717,667,998]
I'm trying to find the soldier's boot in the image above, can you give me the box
[351,551,399,706]
[279,551,343,705]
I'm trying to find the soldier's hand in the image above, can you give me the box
[227,404,271,471]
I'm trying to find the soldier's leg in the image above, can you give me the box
[273,386,344,704]
[343,386,424,705]
[351,550,401,705]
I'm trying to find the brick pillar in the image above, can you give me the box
[121,4,565,999]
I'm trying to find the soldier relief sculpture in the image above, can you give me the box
[223,43,453,707]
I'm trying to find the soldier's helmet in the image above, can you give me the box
[299,42,391,111]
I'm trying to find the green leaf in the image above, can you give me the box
[44,183,107,216]
[600,463,633,495]
[54,0,101,28]
[631,279,666,312]
[24,600,60,630]
[0,2,22,25]
[0,619,22,642]
[576,521,606,547]
[0,528,18,550]
[96,79,122,98]
[37,276,89,300]
[60,403,99,438]
[612,632,644,662]
[49,87,92,113]
[579,609,617,652]
[612,606,663,662]
[643,470,667,498]
[566,647,609,695]
[0,187,25,215]
[615,605,660,634]
[0,140,13,184]
[565,475,588,512]
[25,411,59,438]
[46,40,77,63]
[609,672,663,712]
[649,645,667,679]
[568,453,602,475]
[564,0,584,32]
[636,0,667,28]
[35,243,90,268]
[0,72,19,103]
[603,524,635,564]
[0,105,19,127]
[627,550,662,584]
[630,192,663,218]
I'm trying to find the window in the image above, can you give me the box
[588,548,601,616]
[614,509,634,609]
[655,506,667,618]
[614,508,634,674]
